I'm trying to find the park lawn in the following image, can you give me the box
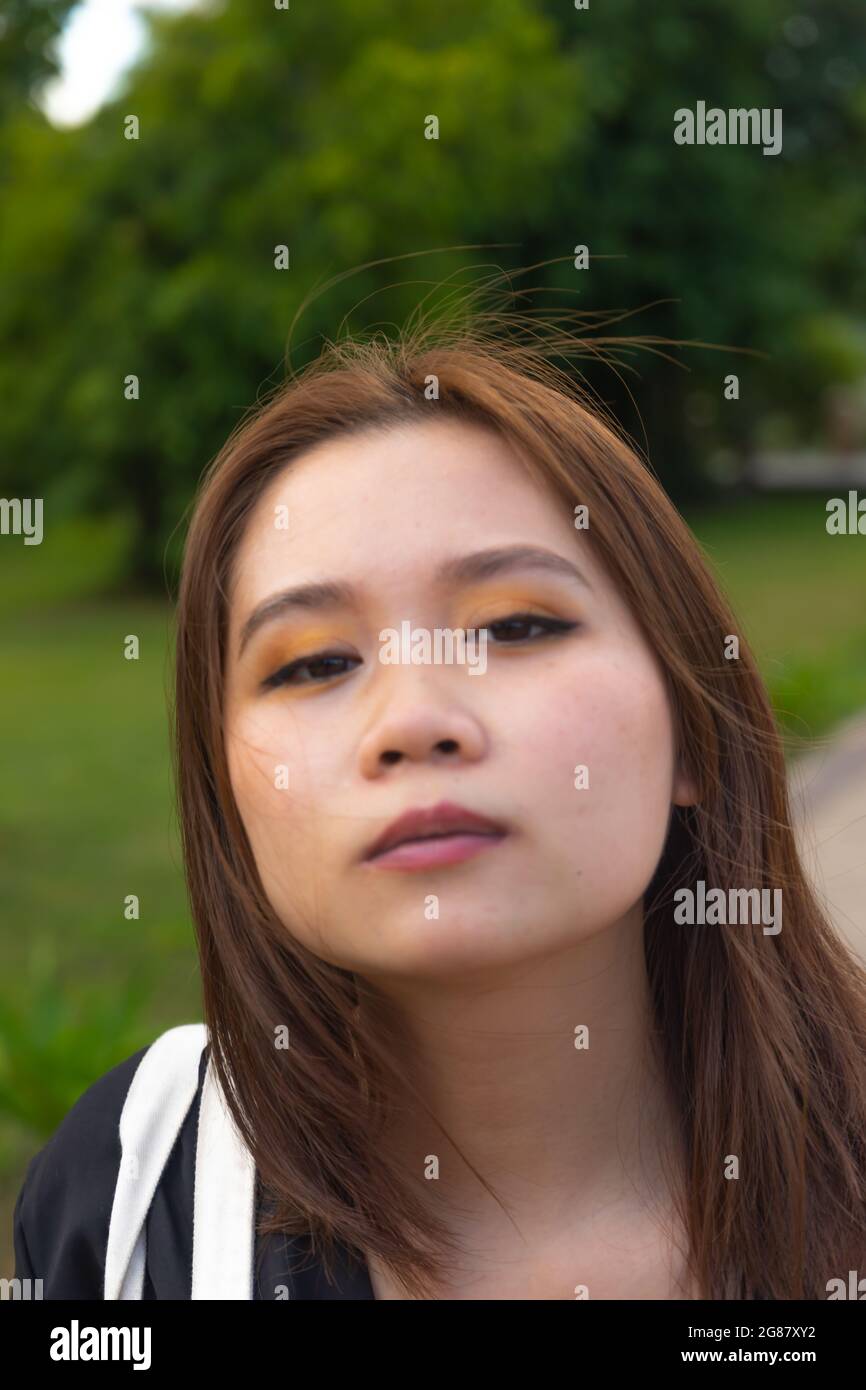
[0,552,199,1179]
[0,598,193,1008]
[684,494,866,744]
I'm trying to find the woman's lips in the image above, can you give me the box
[361,830,507,870]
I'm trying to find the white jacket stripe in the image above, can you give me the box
[104,1023,207,1298]
[191,1050,257,1299]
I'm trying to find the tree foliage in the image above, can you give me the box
[1,0,864,586]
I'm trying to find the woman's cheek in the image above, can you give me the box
[226,715,307,844]
[558,648,674,773]
[526,658,674,865]
[227,718,275,813]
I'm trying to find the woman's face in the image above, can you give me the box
[224,417,695,981]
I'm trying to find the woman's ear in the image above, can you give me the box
[672,757,700,807]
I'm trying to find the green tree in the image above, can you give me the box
[1,0,864,585]
[0,0,80,119]
[2,0,580,586]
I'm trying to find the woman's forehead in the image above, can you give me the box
[231,420,591,594]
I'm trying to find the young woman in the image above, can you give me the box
[14,308,866,1300]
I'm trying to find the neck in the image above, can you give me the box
[361,905,683,1239]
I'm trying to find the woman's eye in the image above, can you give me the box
[263,652,360,688]
[262,615,577,689]
[475,613,578,643]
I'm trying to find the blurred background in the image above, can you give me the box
[1,0,865,1275]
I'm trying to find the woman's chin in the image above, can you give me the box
[345,915,568,983]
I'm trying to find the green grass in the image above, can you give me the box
[684,493,866,743]
[0,513,135,616]
[0,599,194,1004]
[0,530,200,1190]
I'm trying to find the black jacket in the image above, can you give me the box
[12,1039,375,1300]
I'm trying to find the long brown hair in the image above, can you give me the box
[172,290,866,1300]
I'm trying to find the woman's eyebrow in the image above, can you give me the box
[237,544,591,656]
